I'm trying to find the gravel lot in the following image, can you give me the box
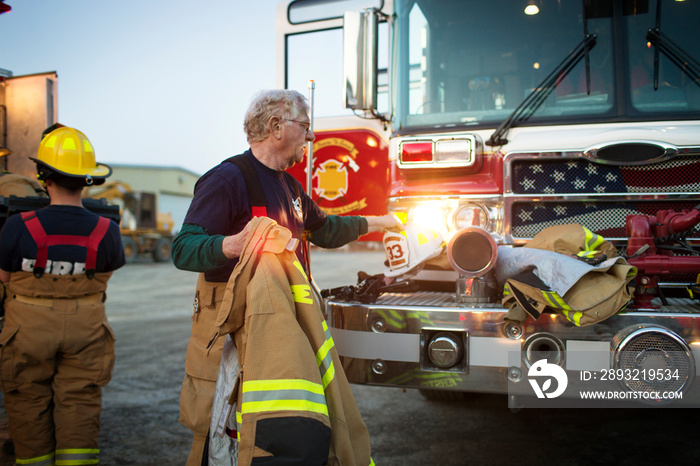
[1,248,698,465]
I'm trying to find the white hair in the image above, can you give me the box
[243,89,309,143]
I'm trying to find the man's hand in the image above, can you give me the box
[221,223,250,259]
[366,214,404,233]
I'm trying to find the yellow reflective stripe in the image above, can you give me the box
[503,285,511,297]
[369,458,376,466]
[16,452,55,465]
[417,232,429,245]
[562,309,583,326]
[55,449,99,466]
[541,291,571,310]
[242,379,328,416]
[293,260,308,280]
[583,227,605,253]
[243,399,329,416]
[321,360,336,388]
[291,284,313,304]
[317,320,337,388]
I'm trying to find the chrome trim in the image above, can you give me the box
[397,135,481,169]
[582,140,678,166]
[327,297,700,393]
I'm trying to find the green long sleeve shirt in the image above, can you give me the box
[171,215,368,273]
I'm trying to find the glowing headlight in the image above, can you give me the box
[410,205,447,231]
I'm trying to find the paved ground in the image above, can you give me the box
[0,248,698,465]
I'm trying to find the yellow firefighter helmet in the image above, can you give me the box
[31,126,112,186]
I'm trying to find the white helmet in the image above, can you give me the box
[383,224,445,278]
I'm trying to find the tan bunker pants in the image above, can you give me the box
[180,275,225,466]
[0,273,115,465]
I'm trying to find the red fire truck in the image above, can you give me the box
[278,0,700,405]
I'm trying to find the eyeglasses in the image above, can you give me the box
[280,118,311,133]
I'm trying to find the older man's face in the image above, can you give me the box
[278,109,314,170]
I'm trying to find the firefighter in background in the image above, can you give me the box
[0,126,125,465]
[172,89,401,465]
[0,147,47,198]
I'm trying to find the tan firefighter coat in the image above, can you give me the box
[211,217,373,466]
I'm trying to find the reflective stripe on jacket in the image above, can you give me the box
[213,217,373,466]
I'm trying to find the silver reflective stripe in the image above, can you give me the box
[55,448,99,465]
[243,388,327,406]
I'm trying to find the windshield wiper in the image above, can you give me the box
[486,33,597,146]
[647,1,700,91]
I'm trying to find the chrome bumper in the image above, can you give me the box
[327,292,700,395]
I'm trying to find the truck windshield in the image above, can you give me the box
[392,0,700,132]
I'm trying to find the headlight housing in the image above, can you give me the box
[388,197,504,242]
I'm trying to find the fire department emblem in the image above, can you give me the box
[314,159,348,201]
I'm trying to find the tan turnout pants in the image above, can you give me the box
[0,272,114,465]
[180,275,226,466]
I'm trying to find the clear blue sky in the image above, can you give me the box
[0,0,284,175]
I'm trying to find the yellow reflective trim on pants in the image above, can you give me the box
[291,284,313,304]
[16,452,55,466]
[242,399,329,416]
[55,449,99,466]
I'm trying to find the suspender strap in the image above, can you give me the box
[21,211,112,278]
[226,154,268,218]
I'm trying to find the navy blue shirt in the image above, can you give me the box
[0,205,125,275]
[183,149,327,281]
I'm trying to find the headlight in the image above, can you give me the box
[389,198,503,241]
[409,205,447,232]
[452,204,490,230]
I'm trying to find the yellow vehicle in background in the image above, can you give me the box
[84,181,174,263]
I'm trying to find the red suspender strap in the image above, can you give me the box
[251,206,267,218]
[21,212,112,278]
[85,216,111,273]
[21,211,49,276]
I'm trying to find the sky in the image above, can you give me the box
[0,0,286,175]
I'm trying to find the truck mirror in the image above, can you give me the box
[343,9,378,111]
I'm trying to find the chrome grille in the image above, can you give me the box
[506,152,700,241]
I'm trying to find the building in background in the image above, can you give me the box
[108,164,199,234]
